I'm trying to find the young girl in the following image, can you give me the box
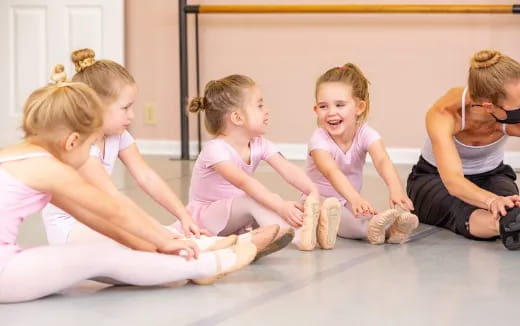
[0,81,256,303]
[42,49,280,259]
[306,63,419,245]
[187,74,341,251]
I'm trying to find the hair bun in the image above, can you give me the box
[471,49,501,69]
[71,48,96,72]
[188,97,205,113]
[49,64,67,84]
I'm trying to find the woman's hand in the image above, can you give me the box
[488,195,519,219]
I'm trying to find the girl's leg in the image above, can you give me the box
[222,195,294,238]
[0,242,248,303]
[218,195,302,252]
[337,206,371,239]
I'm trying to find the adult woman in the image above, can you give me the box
[407,49,520,250]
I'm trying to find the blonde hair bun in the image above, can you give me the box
[49,64,67,84]
[471,49,501,69]
[71,48,96,72]
[188,97,205,113]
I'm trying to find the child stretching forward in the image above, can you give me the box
[307,63,419,244]
[42,49,278,259]
[0,81,256,303]
[188,75,341,252]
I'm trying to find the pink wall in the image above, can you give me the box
[126,0,520,150]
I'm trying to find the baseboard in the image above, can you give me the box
[136,139,520,169]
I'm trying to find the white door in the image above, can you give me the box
[0,0,124,147]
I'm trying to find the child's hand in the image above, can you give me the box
[350,197,377,216]
[158,239,200,260]
[389,190,414,211]
[278,201,304,227]
[180,216,211,238]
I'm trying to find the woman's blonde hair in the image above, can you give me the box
[469,49,520,104]
[71,48,135,104]
[316,63,371,123]
[188,74,256,135]
[22,68,104,142]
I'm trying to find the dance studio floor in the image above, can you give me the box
[2,157,518,325]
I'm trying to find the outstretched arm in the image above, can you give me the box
[213,161,304,227]
[119,144,205,237]
[77,155,182,240]
[41,159,199,259]
[368,139,413,210]
[310,149,376,216]
[265,153,319,199]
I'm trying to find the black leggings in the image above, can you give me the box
[406,156,518,240]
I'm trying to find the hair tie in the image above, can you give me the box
[49,64,68,85]
[338,66,347,71]
[80,57,95,68]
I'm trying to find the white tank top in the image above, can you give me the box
[421,88,508,175]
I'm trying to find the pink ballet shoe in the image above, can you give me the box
[386,206,419,244]
[248,225,280,252]
[317,197,341,250]
[205,234,238,251]
[297,196,320,251]
[367,208,399,245]
[254,227,294,261]
[191,242,257,285]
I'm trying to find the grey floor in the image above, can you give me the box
[1,157,518,326]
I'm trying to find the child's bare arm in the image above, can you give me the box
[40,159,198,258]
[213,161,304,227]
[265,153,319,198]
[367,139,413,210]
[311,149,376,215]
[118,144,204,237]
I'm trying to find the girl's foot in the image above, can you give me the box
[238,225,280,253]
[191,243,257,285]
[254,227,295,261]
[386,206,419,244]
[367,209,399,245]
[297,196,320,251]
[205,235,238,251]
[317,197,342,250]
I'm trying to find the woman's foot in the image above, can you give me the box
[191,243,257,285]
[297,196,320,251]
[367,209,399,245]
[254,227,295,261]
[386,206,419,244]
[317,197,342,250]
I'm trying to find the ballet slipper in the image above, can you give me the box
[191,243,257,285]
[366,208,399,245]
[254,227,294,261]
[386,206,419,244]
[297,196,320,251]
[317,197,342,250]
[205,235,238,251]
[246,225,280,252]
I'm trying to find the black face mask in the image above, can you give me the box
[491,105,520,124]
